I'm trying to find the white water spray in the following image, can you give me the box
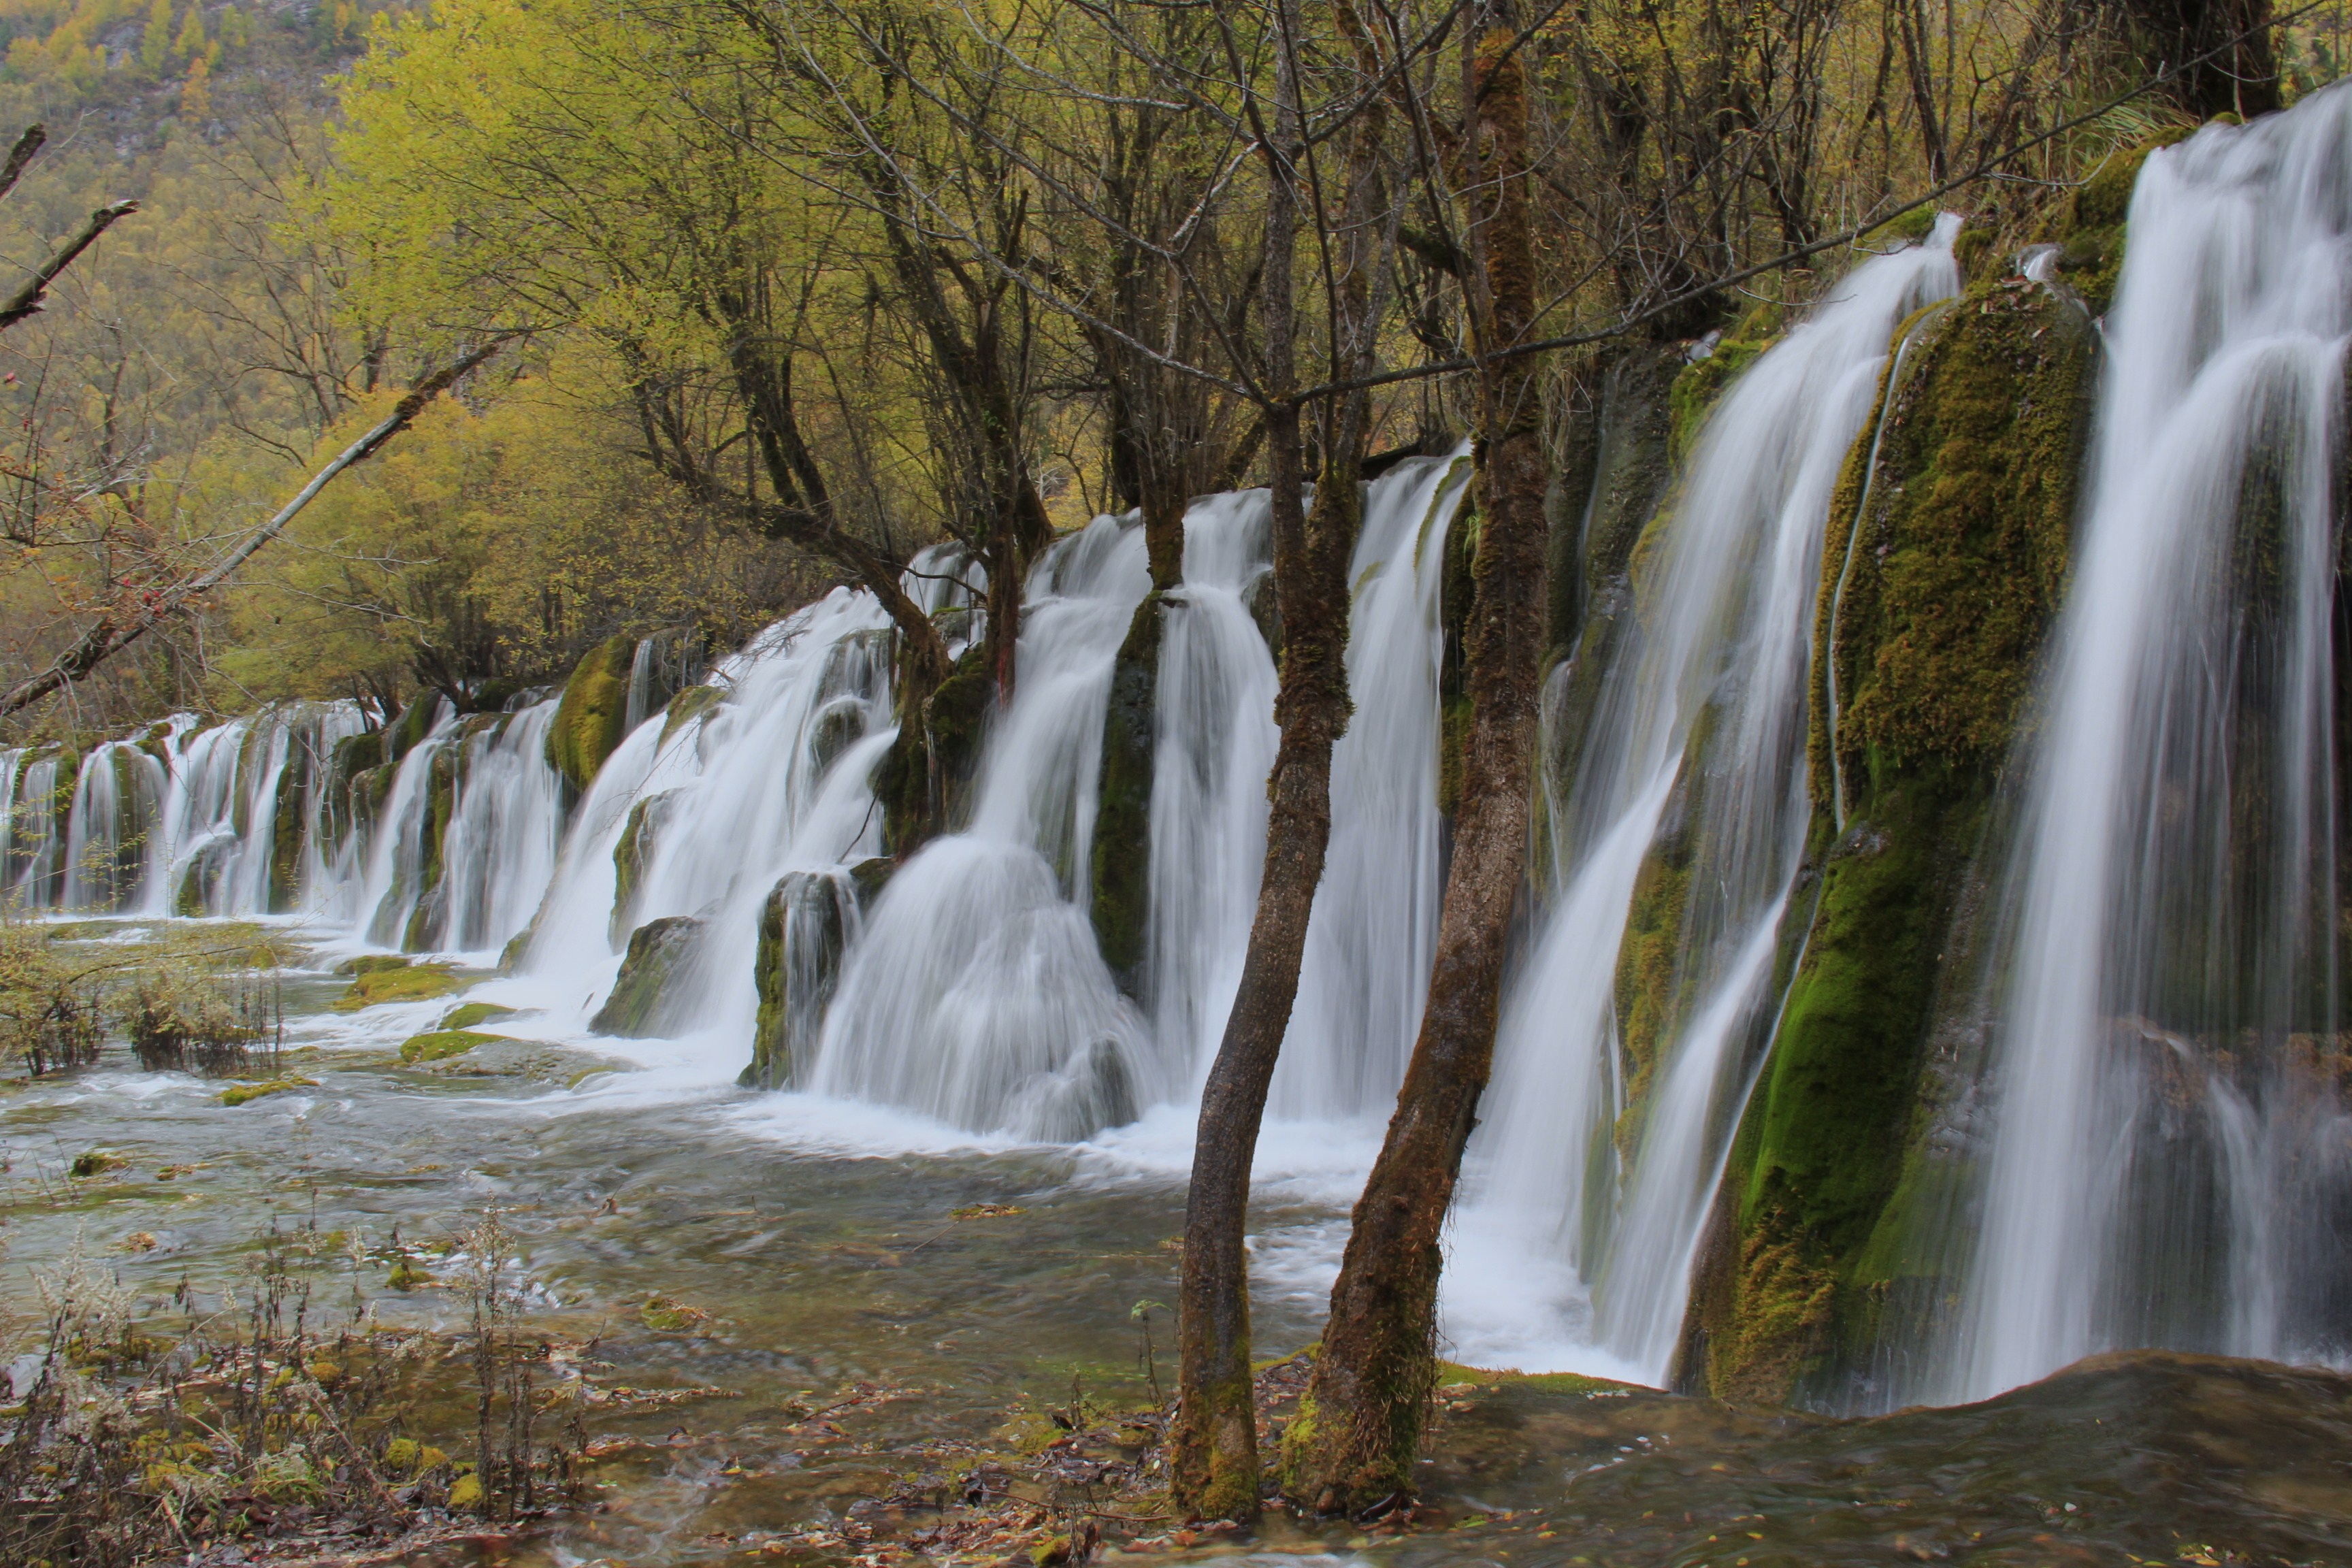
[1953,89,2352,1400]
[1448,221,1962,1379]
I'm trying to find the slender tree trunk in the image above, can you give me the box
[1286,10,1549,1516]
[1171,31,1311,1514]
[1173,0,1392,1516]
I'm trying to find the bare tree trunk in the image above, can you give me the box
[1286,8,1549,1515]
[1173,0,1392,1518]
[1171,20,1310,1516]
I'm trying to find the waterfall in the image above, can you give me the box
[1447,221,1962,1378]
[421,702,568,956]
[1273,454,1472,1117]
[61,740,164,912]
[514,587,898,1054]
[1948,88,2352,1400]
[811,517,1156,1139]
[354,700,459,945]
[1147,491,1280,1081]
[3,750,70,909]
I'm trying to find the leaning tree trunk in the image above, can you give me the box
[1286,9,1549,1516]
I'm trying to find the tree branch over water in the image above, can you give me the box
[0,336,515,718]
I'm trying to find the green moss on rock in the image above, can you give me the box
[329,962,461,1012]
[318,730,382,858]
[440,1002,517,1031]
[590,915,704,1037]
[267,735,316,914]
[609,790,675,945]
[1668,301,1782,463]
[2051,124,2198,313]
[1539,346,1684,872]
[742,870,855,1088]
[1683,272,2095,1405]
[398,1029,508,1064]
[218,1077,318,1106]
[545,634,637,794]
[400,745,462,951]
[926,648,995,833]
[659,683,726,747]
[382,692,444,767]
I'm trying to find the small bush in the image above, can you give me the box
[125,967,281,1076]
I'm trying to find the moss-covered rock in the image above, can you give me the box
[174,838,234,916]
[546,633,637,794]
[1436,489,1480,825]
[1090,595,1162,997]
[266,733,316,914]
[329,962,462,1012]
[440,1001,517,1031]
[218,1077,318,1107]
[589,915,704,1037]
[609,790,676,945]
[399,745,463,951]
[1680,270,2096,1405]
[382,692,444,768]
[1613,781,1699,1147]
[1668,301,1783,463]
[741,870,858,1088]
[1537,344,1683,873]
[879,644,996,855]
[317,730,383,858]
[659,683,726,747]
[926,648,994,832]
[398,1029,510,1064]
[2049,125,2198,313]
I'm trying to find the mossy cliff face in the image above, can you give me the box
[545,633,637,794]
[1436,492,1480,826]
[1537,342,1712,878]
[1679,269,2097,1405]
[317,730,383,860]
[609,789,676,945]
[402,732,481,951]
[384,691,444,767]
[1090,594,1162,998]
[266,733,316,914]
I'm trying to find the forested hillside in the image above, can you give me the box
[1,0,2334,744]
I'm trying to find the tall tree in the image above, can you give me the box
[1284,0,1550,1513]
[1171,0,1396,1520]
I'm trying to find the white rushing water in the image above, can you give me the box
[512,589,898,1058]
[1443,220,1963,1380]
[811,518,1158,1139]
[1147,492,1281,1085]
[1948,88,2352,1401]
[1274,455,1472,1117]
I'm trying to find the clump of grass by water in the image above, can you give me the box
[0,914,105,1076]
[127,965,284,1077]
[1,917,301,1081]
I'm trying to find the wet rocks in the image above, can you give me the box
[591,915,705,1036]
